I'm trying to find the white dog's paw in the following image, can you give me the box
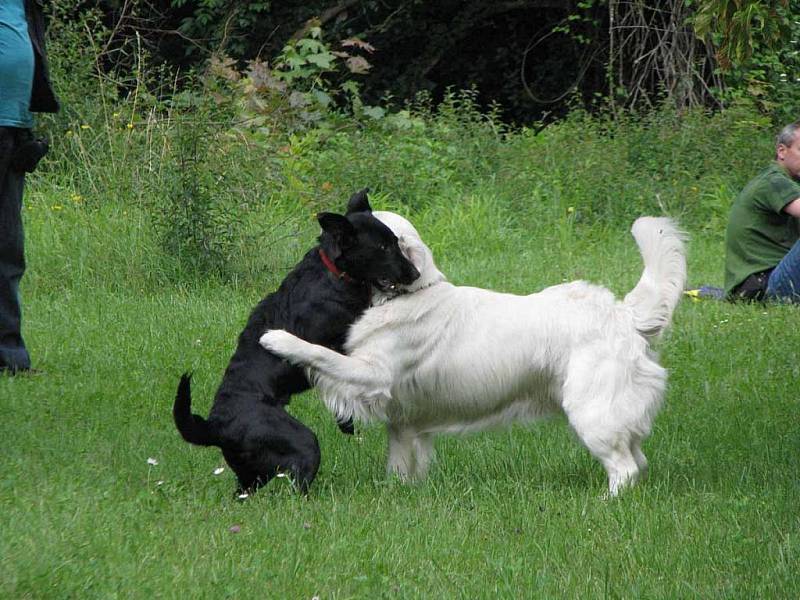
[259,329,303,360]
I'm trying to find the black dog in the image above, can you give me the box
[173,190,419,494]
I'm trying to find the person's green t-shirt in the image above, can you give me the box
[724,163,800,295]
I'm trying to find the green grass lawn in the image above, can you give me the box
[1,191,798,599]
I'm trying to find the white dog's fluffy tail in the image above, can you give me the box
[623,217,687,340]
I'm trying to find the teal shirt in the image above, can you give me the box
[724,163,800,294]
[0,0,35,128]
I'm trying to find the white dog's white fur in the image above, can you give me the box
[261,211,686,496]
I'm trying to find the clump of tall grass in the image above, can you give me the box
[495,103,773,233]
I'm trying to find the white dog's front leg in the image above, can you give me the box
[386,428,436,483]
[259,330,392,421]
[260,330,386,386]
[387,426,416,482]
[259,329,327,367]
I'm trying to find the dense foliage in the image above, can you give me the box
[692,0,800,123]
[60,0,800,124]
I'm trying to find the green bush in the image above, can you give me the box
[276,90,508,211]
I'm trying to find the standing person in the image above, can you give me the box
[0,0,59,374]
[724,121,800,302]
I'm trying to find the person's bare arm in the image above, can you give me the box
[783,197,800,217]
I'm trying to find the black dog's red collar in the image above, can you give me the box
[319,248,355,284]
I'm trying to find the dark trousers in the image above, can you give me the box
[0,127,31,371]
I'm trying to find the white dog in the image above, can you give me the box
[261,212,686,496]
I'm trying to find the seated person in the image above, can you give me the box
[724,121,800,302]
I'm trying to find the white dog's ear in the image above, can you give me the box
[398,235,428,274]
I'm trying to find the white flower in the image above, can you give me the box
[156,480,164,486]
[147,457,159,466]
[213,467,225,475]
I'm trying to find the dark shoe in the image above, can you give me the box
[0,366,43,377]
[20,367,44,376]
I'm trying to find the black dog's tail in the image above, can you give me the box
[173,373,218,447]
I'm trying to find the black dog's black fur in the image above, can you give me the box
[173,190,419,494]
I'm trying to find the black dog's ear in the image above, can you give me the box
[345,188,372,215]
[318,212,356,249]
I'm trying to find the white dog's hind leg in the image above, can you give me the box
[567,405,643,497]
[630,436,649,481]
[568,415,642,497]
[562,351,644,497]
[594,439,641,498]
[570,416,641,496]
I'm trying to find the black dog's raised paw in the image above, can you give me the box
[336,418,355,435]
